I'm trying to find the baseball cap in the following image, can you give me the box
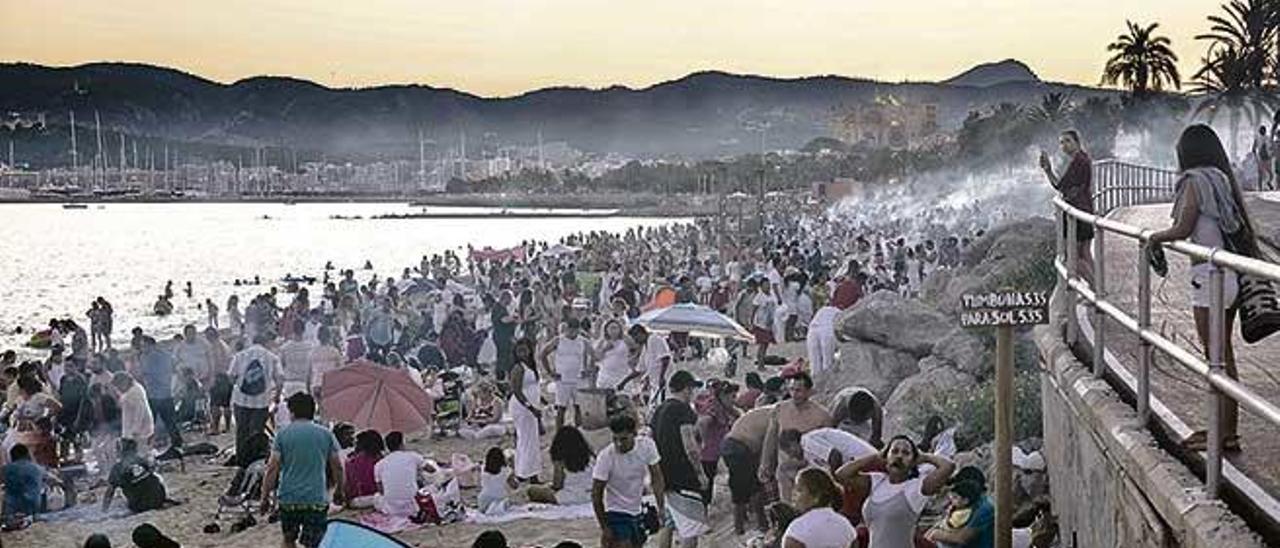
[668,370,703,391]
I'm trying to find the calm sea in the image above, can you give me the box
[0,202,679,354]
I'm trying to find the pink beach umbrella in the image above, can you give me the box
[321,363,432,434]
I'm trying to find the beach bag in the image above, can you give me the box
[450,454,479,489]
[240,359,267,396]
[1223,224,1280,343]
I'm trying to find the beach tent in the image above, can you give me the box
[544,243,581,257]
[318,519,413,548]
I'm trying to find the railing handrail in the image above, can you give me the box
[1054,162,1280,507]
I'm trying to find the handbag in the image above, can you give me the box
[1224,224,1280,343]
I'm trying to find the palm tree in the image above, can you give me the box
[1191,44,1279,157]
[1197,0,1275,89]
[1029,92,1074,126]
[1101,21,1182,97]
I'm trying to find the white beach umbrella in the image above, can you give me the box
[632,303,754,341]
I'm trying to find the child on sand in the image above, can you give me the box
[477,446,517,515]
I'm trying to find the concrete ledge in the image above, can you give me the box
[1034,323,1264,548]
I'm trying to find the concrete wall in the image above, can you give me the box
[1035,324,1264,548]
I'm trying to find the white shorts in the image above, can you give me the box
[1190,263,1240,309]
[555,381,579,408]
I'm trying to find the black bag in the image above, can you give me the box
[239,359,267,396]
[1223,225,1280,343]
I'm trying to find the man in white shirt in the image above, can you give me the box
[373,431,426,517]
[228,333,284,466]
[592,414,665,548]
[308,327,344,401]
[111,372,154,446]
[630,325,671,405]
[780,427,876,471]
[539,318,594,430]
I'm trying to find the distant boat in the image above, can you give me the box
[62,203,89,209]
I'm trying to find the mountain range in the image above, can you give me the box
[0,60,1116,161]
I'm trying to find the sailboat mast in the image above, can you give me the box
[94,111,103,191]
[69,111,78,186]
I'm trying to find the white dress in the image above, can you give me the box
[508,362,543,479]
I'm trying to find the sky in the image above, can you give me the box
[1,0,1216,97]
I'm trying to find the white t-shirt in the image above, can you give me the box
[867,473,928,514]
[808,306,840,333]
[752,293,777,329]
[784,507,857,548]
[279,340,317,387]
[591,437,660,515]
[228,344,284,409]
[374,450,425,517]
[801,428,876,467]
[641,336,671,389]
[119,383,155,443]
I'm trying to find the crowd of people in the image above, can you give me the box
[0,126,1176,548]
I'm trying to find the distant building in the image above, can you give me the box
[833,95,938,149]
[812,177,866,202]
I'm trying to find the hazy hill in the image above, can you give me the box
[0,61,1118,163]
[943,59,1041,88]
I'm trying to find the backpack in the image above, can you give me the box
[240,358,267,396]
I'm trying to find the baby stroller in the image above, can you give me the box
[433,369,466,437]
[213,432,271,532]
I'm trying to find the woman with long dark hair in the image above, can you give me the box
[782,467,857,548]
[527,425,596,504]
[507,337,543,483]
[1150,124,1257,452]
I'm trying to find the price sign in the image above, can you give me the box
[959,290,1050,328]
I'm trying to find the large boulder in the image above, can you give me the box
[838,291,952,357]
[816,339,920,404]
[881,363,976,437]
[931,328,991,379]
[927,217,1056,315]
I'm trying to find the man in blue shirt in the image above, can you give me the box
[139,336,182,449]
[261,392,343,548]
[3,444,60,524]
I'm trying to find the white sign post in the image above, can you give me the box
[960,289,1049,548]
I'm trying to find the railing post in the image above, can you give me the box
[1066,212,1079,345]
[1137,237,1152,424]
[1206,263,1225,497]
[1092,224,1106,377]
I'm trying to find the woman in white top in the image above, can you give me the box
[1150,124,1258,452]
[508,338,544,482]
[836,435,954,548]
[528,425,596,505]
[594,319,638,393]
[783,467,857,548]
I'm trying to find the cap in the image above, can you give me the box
[668,370,703,391]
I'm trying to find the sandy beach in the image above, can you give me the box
[6,342,806,548]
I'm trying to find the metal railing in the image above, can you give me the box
[1091,158,1179,215]
[1054,160,1280,499]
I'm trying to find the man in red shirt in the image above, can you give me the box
[830,260,864,310]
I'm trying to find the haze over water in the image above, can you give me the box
[0,202,679,352]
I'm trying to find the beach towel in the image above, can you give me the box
[356,512,424,535]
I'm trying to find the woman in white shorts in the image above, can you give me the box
[1150,124,1258,453]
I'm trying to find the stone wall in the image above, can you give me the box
[1035,323,1263,548]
